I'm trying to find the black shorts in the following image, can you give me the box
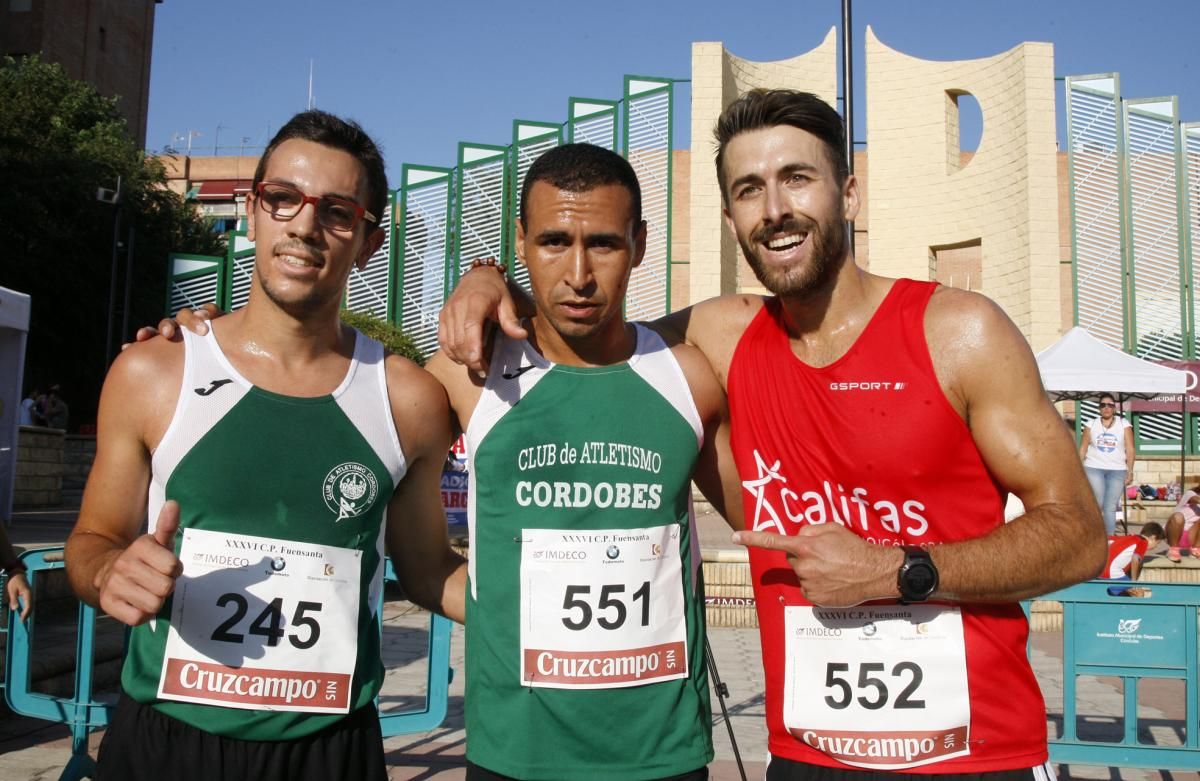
[466,760,709,781]
[766,757,1056,781]
[96,693,386,781]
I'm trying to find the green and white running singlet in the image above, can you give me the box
[464,325,713,780]
[121,327,406,741]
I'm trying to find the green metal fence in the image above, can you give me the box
[509,121,563,290]
[345,194,395,319]
[1067,74,1127,351]
[623,76,673,323]
[396,166,454,356]
[568,98,619,149]
[166,253,224,316]
[1067,74,1199,453]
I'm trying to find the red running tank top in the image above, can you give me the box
[727,279,1046,772]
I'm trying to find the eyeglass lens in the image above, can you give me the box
[258,184,361,231]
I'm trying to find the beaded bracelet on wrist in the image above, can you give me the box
[467,257,508,277]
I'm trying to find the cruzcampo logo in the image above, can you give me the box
[323,462,379,521]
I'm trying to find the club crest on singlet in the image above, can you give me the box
[322,462,380,521]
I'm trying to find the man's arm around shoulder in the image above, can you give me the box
[383,354,467,623]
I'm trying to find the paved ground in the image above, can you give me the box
[2,507,1198,779]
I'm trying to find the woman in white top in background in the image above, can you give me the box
[1079,393,1135,534]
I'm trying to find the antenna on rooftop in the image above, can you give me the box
[307,59,315,109]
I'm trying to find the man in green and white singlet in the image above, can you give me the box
[66,110,466,781]
[426,144,743,781]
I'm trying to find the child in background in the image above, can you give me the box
[1104,522,1165,596]
[1166,485,1200,562]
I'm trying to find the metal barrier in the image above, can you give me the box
[1034,580,1200,770]
[5,548,454,780]
[378,559,454,737]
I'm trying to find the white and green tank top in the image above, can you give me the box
[122,326,405,741]
[463,324,714,779]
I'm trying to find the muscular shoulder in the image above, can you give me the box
[384,353,451,427]
[924,286,1037,414]
[103,337,185,447]
[924,286,1028,360]
[384,353,453,459]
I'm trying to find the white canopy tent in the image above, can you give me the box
[1034,326,1192,531]
[1035,326,1189,401]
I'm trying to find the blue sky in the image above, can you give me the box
[146,0,1200,182]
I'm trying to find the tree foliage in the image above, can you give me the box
[0,56,225,429]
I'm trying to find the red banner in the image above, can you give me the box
[1128,361,1200,413]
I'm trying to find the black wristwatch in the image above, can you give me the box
[897,545,938,604]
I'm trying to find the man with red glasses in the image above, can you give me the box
[65,110,465,781]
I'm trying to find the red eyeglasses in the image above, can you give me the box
[254,182,377,232]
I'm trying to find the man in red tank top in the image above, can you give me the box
[441,90,1105,781]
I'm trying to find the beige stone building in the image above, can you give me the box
[160,154,259,232]
[685,28,1069,351]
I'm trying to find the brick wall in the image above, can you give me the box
[63,434,97,491]
[1131,456,1200,489]
[15,426,63,508]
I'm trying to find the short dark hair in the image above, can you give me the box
[1141,521,1165,540]
[714,89,849,203]
[520,143,641,227]
[252,110,387,231]
[1099,393,1117,404]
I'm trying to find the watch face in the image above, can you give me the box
[904,562,937,597]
